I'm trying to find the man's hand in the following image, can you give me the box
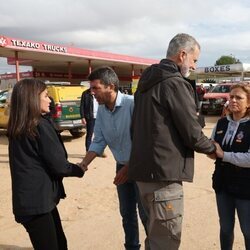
[78,151,97,173]
[81,118,86,125]
[207,153,217,160]
[113,165,128,185]
[78,161,88,171]
[206,141,224,160]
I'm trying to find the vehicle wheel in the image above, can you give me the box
[69,129,85,138]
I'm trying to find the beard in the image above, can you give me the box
[181,67,190,78]
[180,63,190,78]
[180,56,192,78]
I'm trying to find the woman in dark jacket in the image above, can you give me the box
[7,79,84,250]
[211,83,250,250]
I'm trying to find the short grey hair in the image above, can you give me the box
[166,33,200,58]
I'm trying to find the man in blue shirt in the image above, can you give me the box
[79,66,147,250]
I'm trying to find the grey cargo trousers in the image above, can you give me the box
[137,181,183,250]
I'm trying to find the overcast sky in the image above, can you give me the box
[1,0,250,73]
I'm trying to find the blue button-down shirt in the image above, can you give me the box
[89,91,134,164]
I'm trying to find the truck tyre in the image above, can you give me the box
[69,129,85,138]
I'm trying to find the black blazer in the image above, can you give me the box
[8,116,84,217]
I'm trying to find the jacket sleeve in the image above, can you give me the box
[80,91,85,118]
[164,79,216,154]
[223,152,250,168]
[37,118,84,177]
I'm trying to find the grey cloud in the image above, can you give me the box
[1,0,250,74]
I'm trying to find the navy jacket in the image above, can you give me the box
[80,88,94,120]
[213,117,250,199]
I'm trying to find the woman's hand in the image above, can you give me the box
[214,142,224,158]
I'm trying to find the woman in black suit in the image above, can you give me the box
[7,79,84,250]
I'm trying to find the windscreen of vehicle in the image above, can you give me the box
[57,87,82,101]
[210,85,230,93]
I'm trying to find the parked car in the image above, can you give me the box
[0,88,11,129]
[196,83,217,92]
[201,83,232,115]
[46,83,88,137]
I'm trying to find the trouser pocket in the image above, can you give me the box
[153,186,183,241]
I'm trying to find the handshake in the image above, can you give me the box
[77,156,129,186]
[207,141,224,160]
[78,161,88,172]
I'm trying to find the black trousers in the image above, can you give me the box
[22,207,67,250]
[85,118,95,151]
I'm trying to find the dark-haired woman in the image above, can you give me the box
[211,83,250,250]
[8,79,84,250]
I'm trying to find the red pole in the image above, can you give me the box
[131,64,135,77]
[88,59,92,74]
[68,62,72,83]
[15,51,20,82]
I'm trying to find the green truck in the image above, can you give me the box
[47,83,88,137]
